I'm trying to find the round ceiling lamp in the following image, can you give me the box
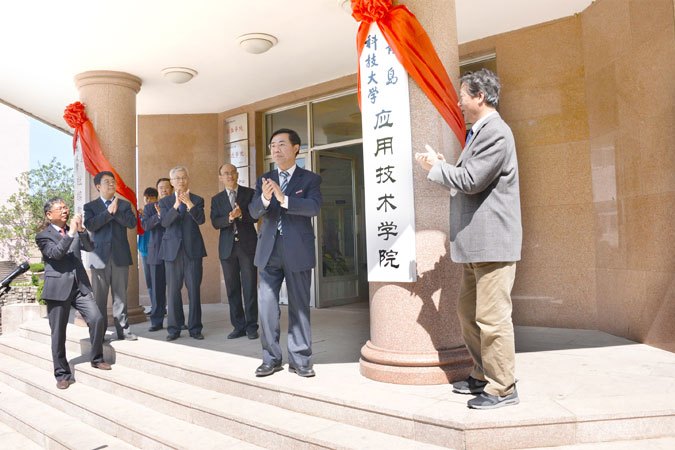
[161,67,198,84]
[236,33,278,54]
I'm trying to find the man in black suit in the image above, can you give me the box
[36,198,111,390]
[249,128,322,378]
[159,166,207,341]
[141,178,173,332]
[211,163,258,340]
[84,171,138,341]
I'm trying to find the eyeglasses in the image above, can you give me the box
[268,141,291,151]
[49,206,69,213]
[100,179,116,186]
[171,176,188,181]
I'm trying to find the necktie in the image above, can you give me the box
[59,227,66,237]
[277,171,289,234]
[104,199,112,208]
[465,129,474,148]
[229,190,238,234]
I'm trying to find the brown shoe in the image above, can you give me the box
[56,379,70,390]
[91,361,112,370]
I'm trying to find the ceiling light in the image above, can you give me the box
[236,33,278,54]
[161,67,197,84]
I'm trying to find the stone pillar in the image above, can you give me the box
[75,71,145,325]
[359,0,472,384]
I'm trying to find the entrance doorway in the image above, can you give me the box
[313,145,368,308]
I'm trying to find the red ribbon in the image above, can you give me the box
[352,0,466,146]
[64,101,143,234]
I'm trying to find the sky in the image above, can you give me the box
[29,118,73,170]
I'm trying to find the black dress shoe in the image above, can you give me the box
[56,379,70,390]
[166,334,179,341]
[247,330,259,340]
[288,365,315,377]
[255,362,283,377]
[91,361,112,370]
[227,329,246,339]
[148,325,163,332]
[190,333,205,340]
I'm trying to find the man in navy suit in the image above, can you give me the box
[159,166,207,341]
[36,198,111,390]
[83,171,137,341]
[211,164,259,340]
[249,128,322,378]
[141,178,173,332]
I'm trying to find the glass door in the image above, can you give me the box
[314,149,366,307]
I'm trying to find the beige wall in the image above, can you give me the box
[460,0,675,352]
[136,0,674,352]
[138,114,221,303]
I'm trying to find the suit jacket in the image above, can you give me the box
[141,202,165,266]
[249,166,322,272]
[83,197,136,268]
[36,226,94,301]
[428,112,522,263]
[158,192,207,261]
[210,186,257,259]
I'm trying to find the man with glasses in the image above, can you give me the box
[36,198,111,389]
[211,164,259,340]
[84,171,138,341]
[415,69,522,409]
[159,166,207,341]
[249,128,322,378]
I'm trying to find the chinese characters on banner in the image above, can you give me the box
[359,23,417,282]
[223,113,250,187]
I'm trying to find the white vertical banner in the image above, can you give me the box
[73,144,91,267]
[73,145,87,216]
[359,23,417,282]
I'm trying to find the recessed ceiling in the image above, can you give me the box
[0,0,593,132]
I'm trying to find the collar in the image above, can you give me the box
[50,224,67,233]
[470,110,498,134]
[100,195,114,203]
[278,164,297,178]
[226,187,238,196]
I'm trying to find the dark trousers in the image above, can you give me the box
[149,262,167,328]
[165,248,203,337]
[258,235,312,368]
[141,255,153,302]
[46,287,105,381]
[221,242,258,333]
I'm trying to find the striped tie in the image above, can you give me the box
[277,171,289,234]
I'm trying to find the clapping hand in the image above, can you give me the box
[414,144,445,172]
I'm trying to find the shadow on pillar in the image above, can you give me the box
[360,244,473,385]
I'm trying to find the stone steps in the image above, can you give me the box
[0,380,136,450]
[0,322,448,449]
[0,350,262,449]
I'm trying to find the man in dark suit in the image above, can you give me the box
[36,198,111,390]
[84,171,138,341]
[249,128,322,378]
[159,166,207,341]
[211,163,258,340]
[416,69,522,410]
[141,178,173,332]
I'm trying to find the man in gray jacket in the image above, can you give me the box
[415,69,522,409]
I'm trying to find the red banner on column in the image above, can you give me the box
[64,101,143,234]
[352,0,466,146]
